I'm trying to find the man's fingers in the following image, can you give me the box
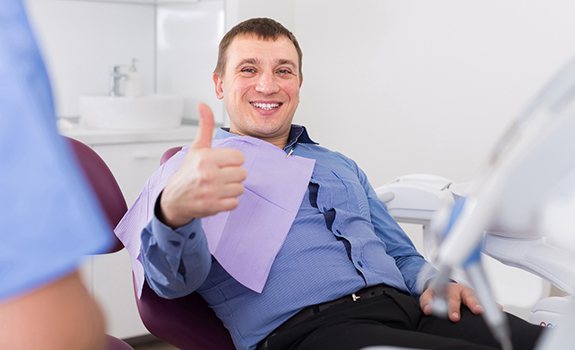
[461,287,483,315]
[214,197,241,213]
[219,183,245,198]
[419,283,484,322]
[190,103,215,150]
[447,284,463,322]
[419,289,434,315]
[210,148,245,167]
[219,166,248,183]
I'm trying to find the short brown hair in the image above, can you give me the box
[214,17,303,79]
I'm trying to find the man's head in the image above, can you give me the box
[215,17,303,79]
[213,18,303,149]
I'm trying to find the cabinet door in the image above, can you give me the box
[92,141,183,206]
[92,251,147,339]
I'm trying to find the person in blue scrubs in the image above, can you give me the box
[0,1,112,348]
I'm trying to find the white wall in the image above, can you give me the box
[27,0,575,182]
[291,0,575,187]
[25,0,225,123]
[26,0,575,317]
[225,0,295,31]
[26,0,156,118]
[229,1,575,315]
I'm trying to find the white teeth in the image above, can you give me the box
[251,102,280,110]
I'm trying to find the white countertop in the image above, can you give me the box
[59,119,200,145]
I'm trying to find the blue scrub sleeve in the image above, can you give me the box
[0,0,112,300]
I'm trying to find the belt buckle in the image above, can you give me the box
[351,293,360,302]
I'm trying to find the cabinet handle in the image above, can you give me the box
[132,152,156,160]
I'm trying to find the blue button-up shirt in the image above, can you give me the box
[141,126,431,350]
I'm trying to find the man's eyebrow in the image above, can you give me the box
[234,58,297,70]
[235,58,259,69]
[277,59,297,69]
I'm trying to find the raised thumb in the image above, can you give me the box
[191,103,215,150]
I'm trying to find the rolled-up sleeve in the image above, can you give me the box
[140,214,212,299]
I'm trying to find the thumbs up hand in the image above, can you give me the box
[160,103,247,228]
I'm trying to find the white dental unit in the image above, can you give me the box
[375,55,575,350]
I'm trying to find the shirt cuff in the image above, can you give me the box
[149,213,205,255]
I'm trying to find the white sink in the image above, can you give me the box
[79,95,184,129]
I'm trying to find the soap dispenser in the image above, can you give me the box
[124,58,143,97]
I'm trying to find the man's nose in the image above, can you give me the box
[255,72,280,94]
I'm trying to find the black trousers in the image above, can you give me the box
[262,287,544,350]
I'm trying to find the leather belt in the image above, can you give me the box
[257,284,395,350]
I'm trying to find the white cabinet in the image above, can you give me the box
[90,141,184,206]
[83,250,145,339]
[65,125,197,339]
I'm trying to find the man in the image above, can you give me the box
[138,18,542,350]
[0,1,112,349]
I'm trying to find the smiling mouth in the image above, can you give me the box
[250,102,282,111]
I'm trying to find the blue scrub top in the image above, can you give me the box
[0,0,112,300]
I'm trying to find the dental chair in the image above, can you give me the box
[69,137,234,350]
[376,173,568,328]
[131,145,235,350]
[65,137,134,350]
[160,145,182,164]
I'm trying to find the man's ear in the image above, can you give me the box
[213,72,224,100]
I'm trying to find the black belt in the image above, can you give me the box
[257,284,395,350]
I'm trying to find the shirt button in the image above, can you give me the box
[357,261,364,268]
[189,232,196,239]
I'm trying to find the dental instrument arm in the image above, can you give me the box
[425,56,575,350]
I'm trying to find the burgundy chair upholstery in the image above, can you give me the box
[134,145,235,350]
[69,138,234,349]
[137,282,235,350]
[66,137,126,253]
[159,146,183,165]
[106,335,134,350]
[65,137,133,350]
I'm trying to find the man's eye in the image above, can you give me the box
[241,67,256,74]
[277,69,292,75]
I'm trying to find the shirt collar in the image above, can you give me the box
[215,125,318,150]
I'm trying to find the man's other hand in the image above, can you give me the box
[419,282,483,322]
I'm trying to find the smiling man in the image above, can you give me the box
[213,33,302,148]
[137,18,543,350]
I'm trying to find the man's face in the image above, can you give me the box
[213,34,302,148]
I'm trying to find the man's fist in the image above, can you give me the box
[160,103,247,228]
